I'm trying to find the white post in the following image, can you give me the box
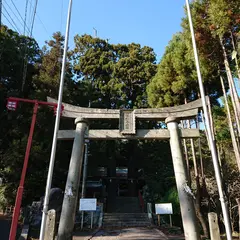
[91,211,93,229]
[39,0,73,239]
[147,203,152,220]
[169,215,172,227]
[208,212,221,240]
[166,117,200,240]
[81,211,84,229]
[45,209,56,240]
[185,1,232,239]
[98,203,103,228]
[57,118,88,240]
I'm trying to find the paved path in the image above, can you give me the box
[74,227,169,240]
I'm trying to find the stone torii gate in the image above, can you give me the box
[47,97,204,240]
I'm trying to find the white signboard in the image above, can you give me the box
[80,198,97,211]
[155,203,173,215]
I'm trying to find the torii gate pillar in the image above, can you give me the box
[166,117,200,240]
[57,118,88,240]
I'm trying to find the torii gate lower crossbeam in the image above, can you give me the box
[48,98,204,240]
[57,129,200,140]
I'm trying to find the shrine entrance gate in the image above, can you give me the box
[47,97,204,240]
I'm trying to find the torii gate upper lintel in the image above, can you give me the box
[50,97,205,240]
[47,96,204,120]
[47,97,206,140]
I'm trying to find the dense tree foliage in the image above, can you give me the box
[147,0,240,235]
[0,29,163,209]
[72,34,156,109]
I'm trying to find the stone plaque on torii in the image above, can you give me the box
[48,96,205,240]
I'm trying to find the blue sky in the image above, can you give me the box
[3,0,186,61]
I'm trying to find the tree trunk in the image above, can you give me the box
[228,75,240,138]
[220,37,240,136]
[181,120,191,186]
[236,198,240,240]
[230,31,240,83]
[228,193,234,233]
[200,110,210,148]
[189,127,209,238]
[195,118,209,201]
[216,145,223,174]
[195,175,209,238]
[220,76,240,171]
[196,118,204,179]
[206,97,215,140]
[200,109,224,179]
[188,127,209,237]
[205,98,225,176]
[185,99,209,237]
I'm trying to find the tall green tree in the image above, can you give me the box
[73,35,157,109]
[0,31,75,207]
[147,33,194,107]
[208,0,240,144]
[146,1,238,235]
[34,32,74,101]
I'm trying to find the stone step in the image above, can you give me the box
[103,220,151,224]
[104,216,149,220]
[115,209,141,213]
[116,198,139,200]
[103,213,151,228]
[115,198,141,211]
[116,197,139,202]
[116,199,139,202]
[115,202,140,205]
[104,219,149,223]
[104,216,148,219]
[103,222,151,228]
[116,203,140,206]
[104,219,149,222]
[104,213,147,217]
[116,197,138,200]
[104,216,148,220]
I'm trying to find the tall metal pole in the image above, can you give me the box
[39,0,73,239]
[185,1,232,239]
[93,27,97,38]
[0,0,2,28]
[9,102,38,240]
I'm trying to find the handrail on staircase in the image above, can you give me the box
[138,190,144,212]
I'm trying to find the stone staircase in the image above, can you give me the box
[103,197,152,228]
[115,197,141,213]
[103,212,152,228]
